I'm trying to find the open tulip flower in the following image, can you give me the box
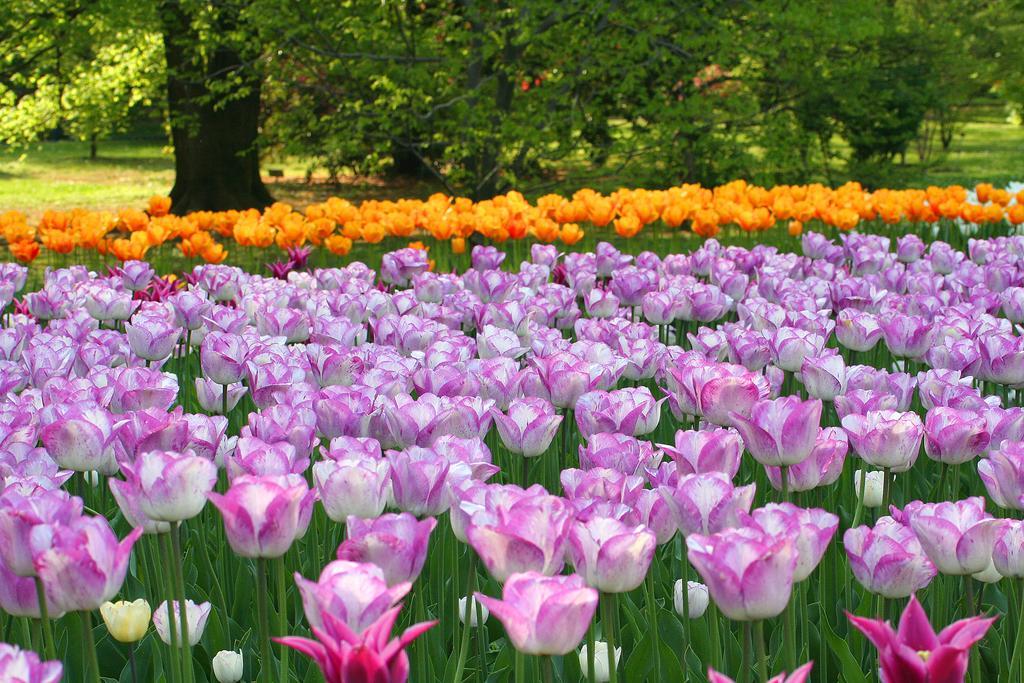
[848,595,995,683]
[709,662,814,683]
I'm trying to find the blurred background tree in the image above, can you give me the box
[0,0,1021,211]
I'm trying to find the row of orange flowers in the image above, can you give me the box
[2,181,1023,264]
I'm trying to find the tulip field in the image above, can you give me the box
[4,183,1024,683]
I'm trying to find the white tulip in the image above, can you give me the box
[578,641,620,683]
[212,650,243,683]
[674,579,709,619]
[854,470,885,508]
[458,596,489,626]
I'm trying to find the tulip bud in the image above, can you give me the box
[854,470,885,508]
[212,650,243,683]
[578,641,620,683]
[674,579,709,619]
[83,470,100,488]
[100,599,151,643]
[458,596,489,626]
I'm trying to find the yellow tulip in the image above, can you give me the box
[100,599,151,643]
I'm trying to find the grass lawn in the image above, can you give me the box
[1,105,1022,221]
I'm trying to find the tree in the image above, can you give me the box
[159,0,274,213]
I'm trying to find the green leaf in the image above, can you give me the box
[821,613,870,683]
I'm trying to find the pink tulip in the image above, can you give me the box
[475,571,598,655]
[978,442,1024,510]
[208,475,315,558]
[844,516,937,598]
[38,403,117,474]
[842,410,924,472]
[993,520,1024,578]
[923,407,990,465]
[34,515,142,612]
[687,525,797,620]
[579,432,659,475]
[730,396,822,467]
[0,488,83,577]
[313,456,390,522]
[658,427,743,479]
[466,494,573,582]
[746,504,838,581]
[337,513,435,587]
[277,605,435,683]
[765,427,848,492]
[492,398,563,458]
[567,516,657,593]
[660,472,755,537]
[296,560,411,634]
[116,449,217,522]
[908,497,1000,575]
[0,644,63,683]
[848,594,995,683]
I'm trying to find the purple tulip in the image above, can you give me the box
[765,427,848,492]
[337,513,436,587]
[126,312,181,363]
[771,327,826,373]
[0,644,63,682]
[668,361,767,427]
[730,396,822,467]
[475,571,598,655]
[584,288,620,319]
[313,456,390,522]
[687,525,797,620]
[800,351,846,401]
[979,442,1024,510]
[35,515,142,612]
[575,387,662,438]
[386,447,451,517]
[491,398,563,458]
[993,520,1024,578]
[208,475,314,558]
[746,503,837,581]
[466,494,573,582]
[835,309,882,352]
[0,559,46,617]
[530,353,602,409]
[923,407,990,465]
[978,333,1024,385]
[381,248,430,287]
[567,516,656,592]
[848,594,994,683]
[844,515,937,598]
[659,472,755,537]
[578,432,658,475]
[200,332,249,385]
[908,497,1000,575]
[224,436,305,480]
[195,377,246,414]
[115,449,216,522]
[0,488,83,576]
[296,560,411,634]
[880,315,934,359]
[38,403,117,474]
[658,427,743,479]
[841,410,924,471]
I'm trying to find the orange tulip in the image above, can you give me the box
[8,240,39,263]
[148,196,172,217]
[559,223,584,245]
[451,237,466,254]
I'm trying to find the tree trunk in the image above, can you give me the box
[159,1,273,215]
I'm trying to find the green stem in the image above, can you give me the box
[82,610,102,683]
[740,621,753,683]
[585,619,596,683]
[33,576,56,660]
[709,603,721,672]
[644,572,662,683]
[170,524,194,683]
[783,591,796,672]
[256,559,273,683]
[160,533,182,683]
[852,466,868,529]
[1010,578,1024,682]
[541,656,554,683]
[453,558,477,683]
[780,465,790,503]
[882,467,892,514]
[602,593,618,683]
[515,649,526,683]
[966,578,981,683]
[754,620,768,683]
[275,556,290,683]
